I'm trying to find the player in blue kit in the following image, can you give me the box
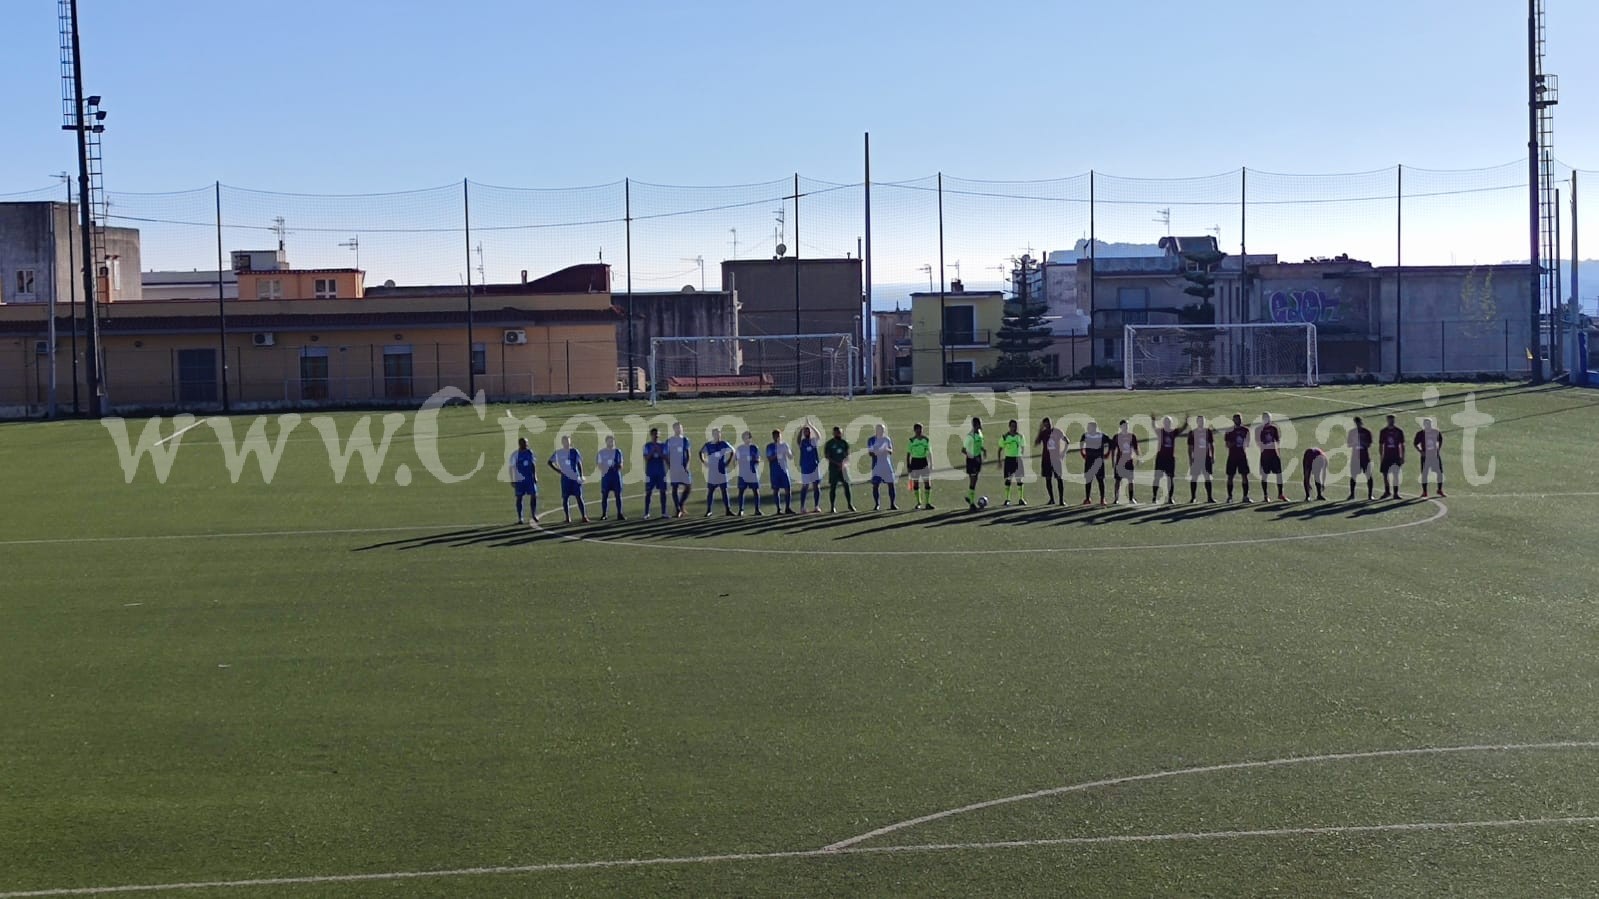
[735,431,763,516]
[509,437,538,524]
[545,434,589,524]
[596,434,625,520]
[796,422,823,513]
[766,428,794,514]
[641,427,670,519]
[665,422,693,518]
[700,427,734,517]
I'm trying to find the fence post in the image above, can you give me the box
[1395,164,1404,382]
[937,172,947,387]
[215,181,230,413]
[463,178,476,399]
[1088,170,1096,388]
[625,177,634,398]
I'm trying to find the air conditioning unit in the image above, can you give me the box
[504,329,528,345]
[34,340,50,356]
[252,332,276,347]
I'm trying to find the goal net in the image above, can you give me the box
[1124,323,1318,389]
[649,334,856,404]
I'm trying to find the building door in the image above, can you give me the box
[300,348,330,401]
[383,345,413,399]
[942,306,976,346]
[176,348,218,403]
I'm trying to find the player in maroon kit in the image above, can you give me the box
[1079,420,1110,505]
[1302,446,1329,501]
[1378,414,1407,500]
[1151,415,1188,504]
[1256,412,1287,502]
[1186,414,1216,503]
[1111,420,1141,505]
[1224,413,1253,503]
[1414,417,1446,498]
[1346,416,1376,501]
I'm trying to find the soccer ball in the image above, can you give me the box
[977,496,990,509]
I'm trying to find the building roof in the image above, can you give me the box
[0,305,621,337]
[142,270,238,285]
[238,268,363,276]
[362,263,612,298]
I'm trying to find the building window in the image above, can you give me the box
[15,269,37,299]
[471,342,487,376]
[1103,337,1119,360]
[1116,287,1148,310]
[942,305,977,346]
[256,279,283,300]
[383,345,414,398]
[176,348,218,403]
[314,278,338,299]
[300,347,330,401]
[944,360,976,383]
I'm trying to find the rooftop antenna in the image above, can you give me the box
[271,216,289,254]
[680,255,705,290]
[774,206,786,249]
[946,259,962,281]
[1154,208,1172,236]
[474,241,485,284]
[1206,224,1222,244]
[729,227,738,260]
[917,263,934,294]
[339,235,360,270]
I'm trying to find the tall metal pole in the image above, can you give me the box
[1528,0,1545,384]
[46,200,58,418]
[215,181,230,412]
[1396,164,1404,381]
[1572,170,1581,375]
[463,178,476,397]
[1553,186,1563,375]
[625,178,634,398]
[1088,170,1097,388]
[862,132,874,393]
[67,0,104,414]
[793,173,802,383]
[62,175,79,414]
[938,172,947,387]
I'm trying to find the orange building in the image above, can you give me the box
[0,264,622,415]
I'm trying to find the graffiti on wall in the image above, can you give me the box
[1269,287,1344,325]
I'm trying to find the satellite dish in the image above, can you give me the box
[681,284,696,293]
[776,243,787,258]
[383,279,396,288]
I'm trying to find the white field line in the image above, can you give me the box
[1274,390,1410,414]
[154,418,210,446]
[528,497,1450,556]
[3,816,1596,897]
[1447,491,1599,499]
[824,740,1599,849]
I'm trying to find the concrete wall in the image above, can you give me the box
[0,203,142,306]
[910,292,1002,386]
[1377,265,1533,378]
[722,258,862,341]
[621,290,738,378]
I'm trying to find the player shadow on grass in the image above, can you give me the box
[352,524,564,552]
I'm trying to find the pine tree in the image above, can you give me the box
[985,254,1054,379]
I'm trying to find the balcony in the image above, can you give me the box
[940,329,992,348]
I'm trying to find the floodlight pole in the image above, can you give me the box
[66,0,104,414]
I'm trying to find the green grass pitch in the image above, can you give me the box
[3,382,1599,897]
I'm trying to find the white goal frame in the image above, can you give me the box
[649,333,857,405]
[1123,322,1318,389]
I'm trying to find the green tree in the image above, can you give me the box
[1176,245,1227,371]
[986,254,1054,379]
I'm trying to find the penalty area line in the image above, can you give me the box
[3,817,1596,897]
[154,418,211,446]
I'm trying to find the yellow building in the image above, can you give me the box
[0,264,622,413]
[910,286,1005,386]
[237,267,366,301]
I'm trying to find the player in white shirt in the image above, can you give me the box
[1112,420,1141,505]
[596,434,625,521]
[1413,417,1446,498]
[867,424,897,511]
[766,429,795,514]
[735,430,763,516]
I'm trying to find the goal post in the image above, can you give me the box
[649,334,857,404]
[1123,323,1318,389]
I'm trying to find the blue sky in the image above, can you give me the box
[2,0,1594,190]
[2,1,1596,301]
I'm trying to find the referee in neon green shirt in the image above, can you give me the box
[961,417,986,510]
[906,423,933,510]
[999,419,1026,506]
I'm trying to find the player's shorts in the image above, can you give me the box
[965,457,983,477]
[1154,453,1176,477]
[1225,455,1250,478]
[1082,452,1105,481]
[1303,451,1328,475]
[1188,455,1213,478]
[646,473,667,491]
[706,476,729,489]
[668,468,692,486]
[1381,453,1404,471]
[770,469,792,490]
[514,480,538,497]
[1114,459,1135,479]
[601,473,623,494]
[561,478,583,499]
[871,466,896,486]
[1421,454,1443,475]
[907,458,929,481]
[1352,451,1373,474]
[1260,451,1283,476]
[801,468,821,485]
[1002,457,1021,479]
[738,477,760,491]
[827,468,849,486]
[1040,456,1059,479]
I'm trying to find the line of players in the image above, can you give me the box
[505,413,1448,524]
